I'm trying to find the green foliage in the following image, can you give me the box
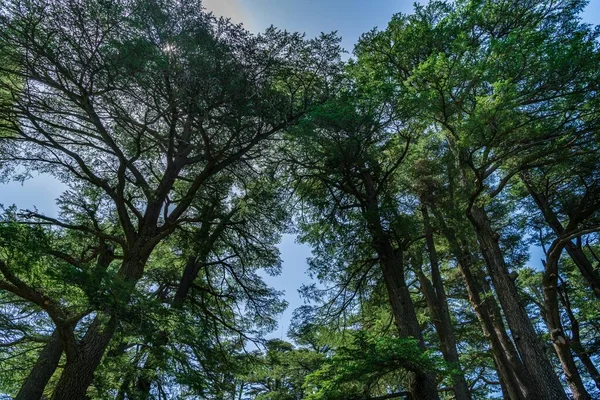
[0,0,599,399]
[304,331,444,400]
[243,339,325,400]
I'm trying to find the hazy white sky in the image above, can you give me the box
[203,0,251,27]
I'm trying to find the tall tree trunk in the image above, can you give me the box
[557,281,600,391]
[417,205,471,400]
[467,205,567,400]
[16,243,115,400]
[363,176,439,400]
[15,329,63,400]
[431,206,530,400]
[50,246,151,399]
[462,261,527,400]
[379,250,440,400]
[542,243,591,399]
[521,173,600,299]
[363,177,439,400]
[51,315,116,400]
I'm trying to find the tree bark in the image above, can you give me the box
[467,205,567,400]
[417,205,471,400]
[542,243,591,399]
[51,315,116,400]
[521,173,600,299]
[363,176,439,400]
[431,206,530,400]
[557,282,600,391]
[15,244,115,400]
[49,241,155,399]
[379,253,440,400]
[15,329,63,400]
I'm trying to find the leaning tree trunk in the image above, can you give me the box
[51,315,116,400]
[542,242,591,400]
[467,205,567,400]
[575,349,600,393]
[557,282,600,391]
[431,206,530,400]
[461,260,527,399]
[415,265,471,400]
[521,173,600,299]
[15,329,63,400]
[50,246,151,399]
[418,205,471,400]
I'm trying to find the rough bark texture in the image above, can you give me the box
[15,329,63,400]
[363,177,439,400]
[51,316,116,400]
[468,205,567,400]
[456,254,528,399]
[558,283,600,391]
[431,206,530,400]
[542,245,591,400]
[419,206,471,400]
[379,255,440,400]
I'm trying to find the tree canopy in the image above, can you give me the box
[0,0,599,399]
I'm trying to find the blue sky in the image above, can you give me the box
[206,0,417,54]
[2,0,600,338]
[206,0,600,52]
